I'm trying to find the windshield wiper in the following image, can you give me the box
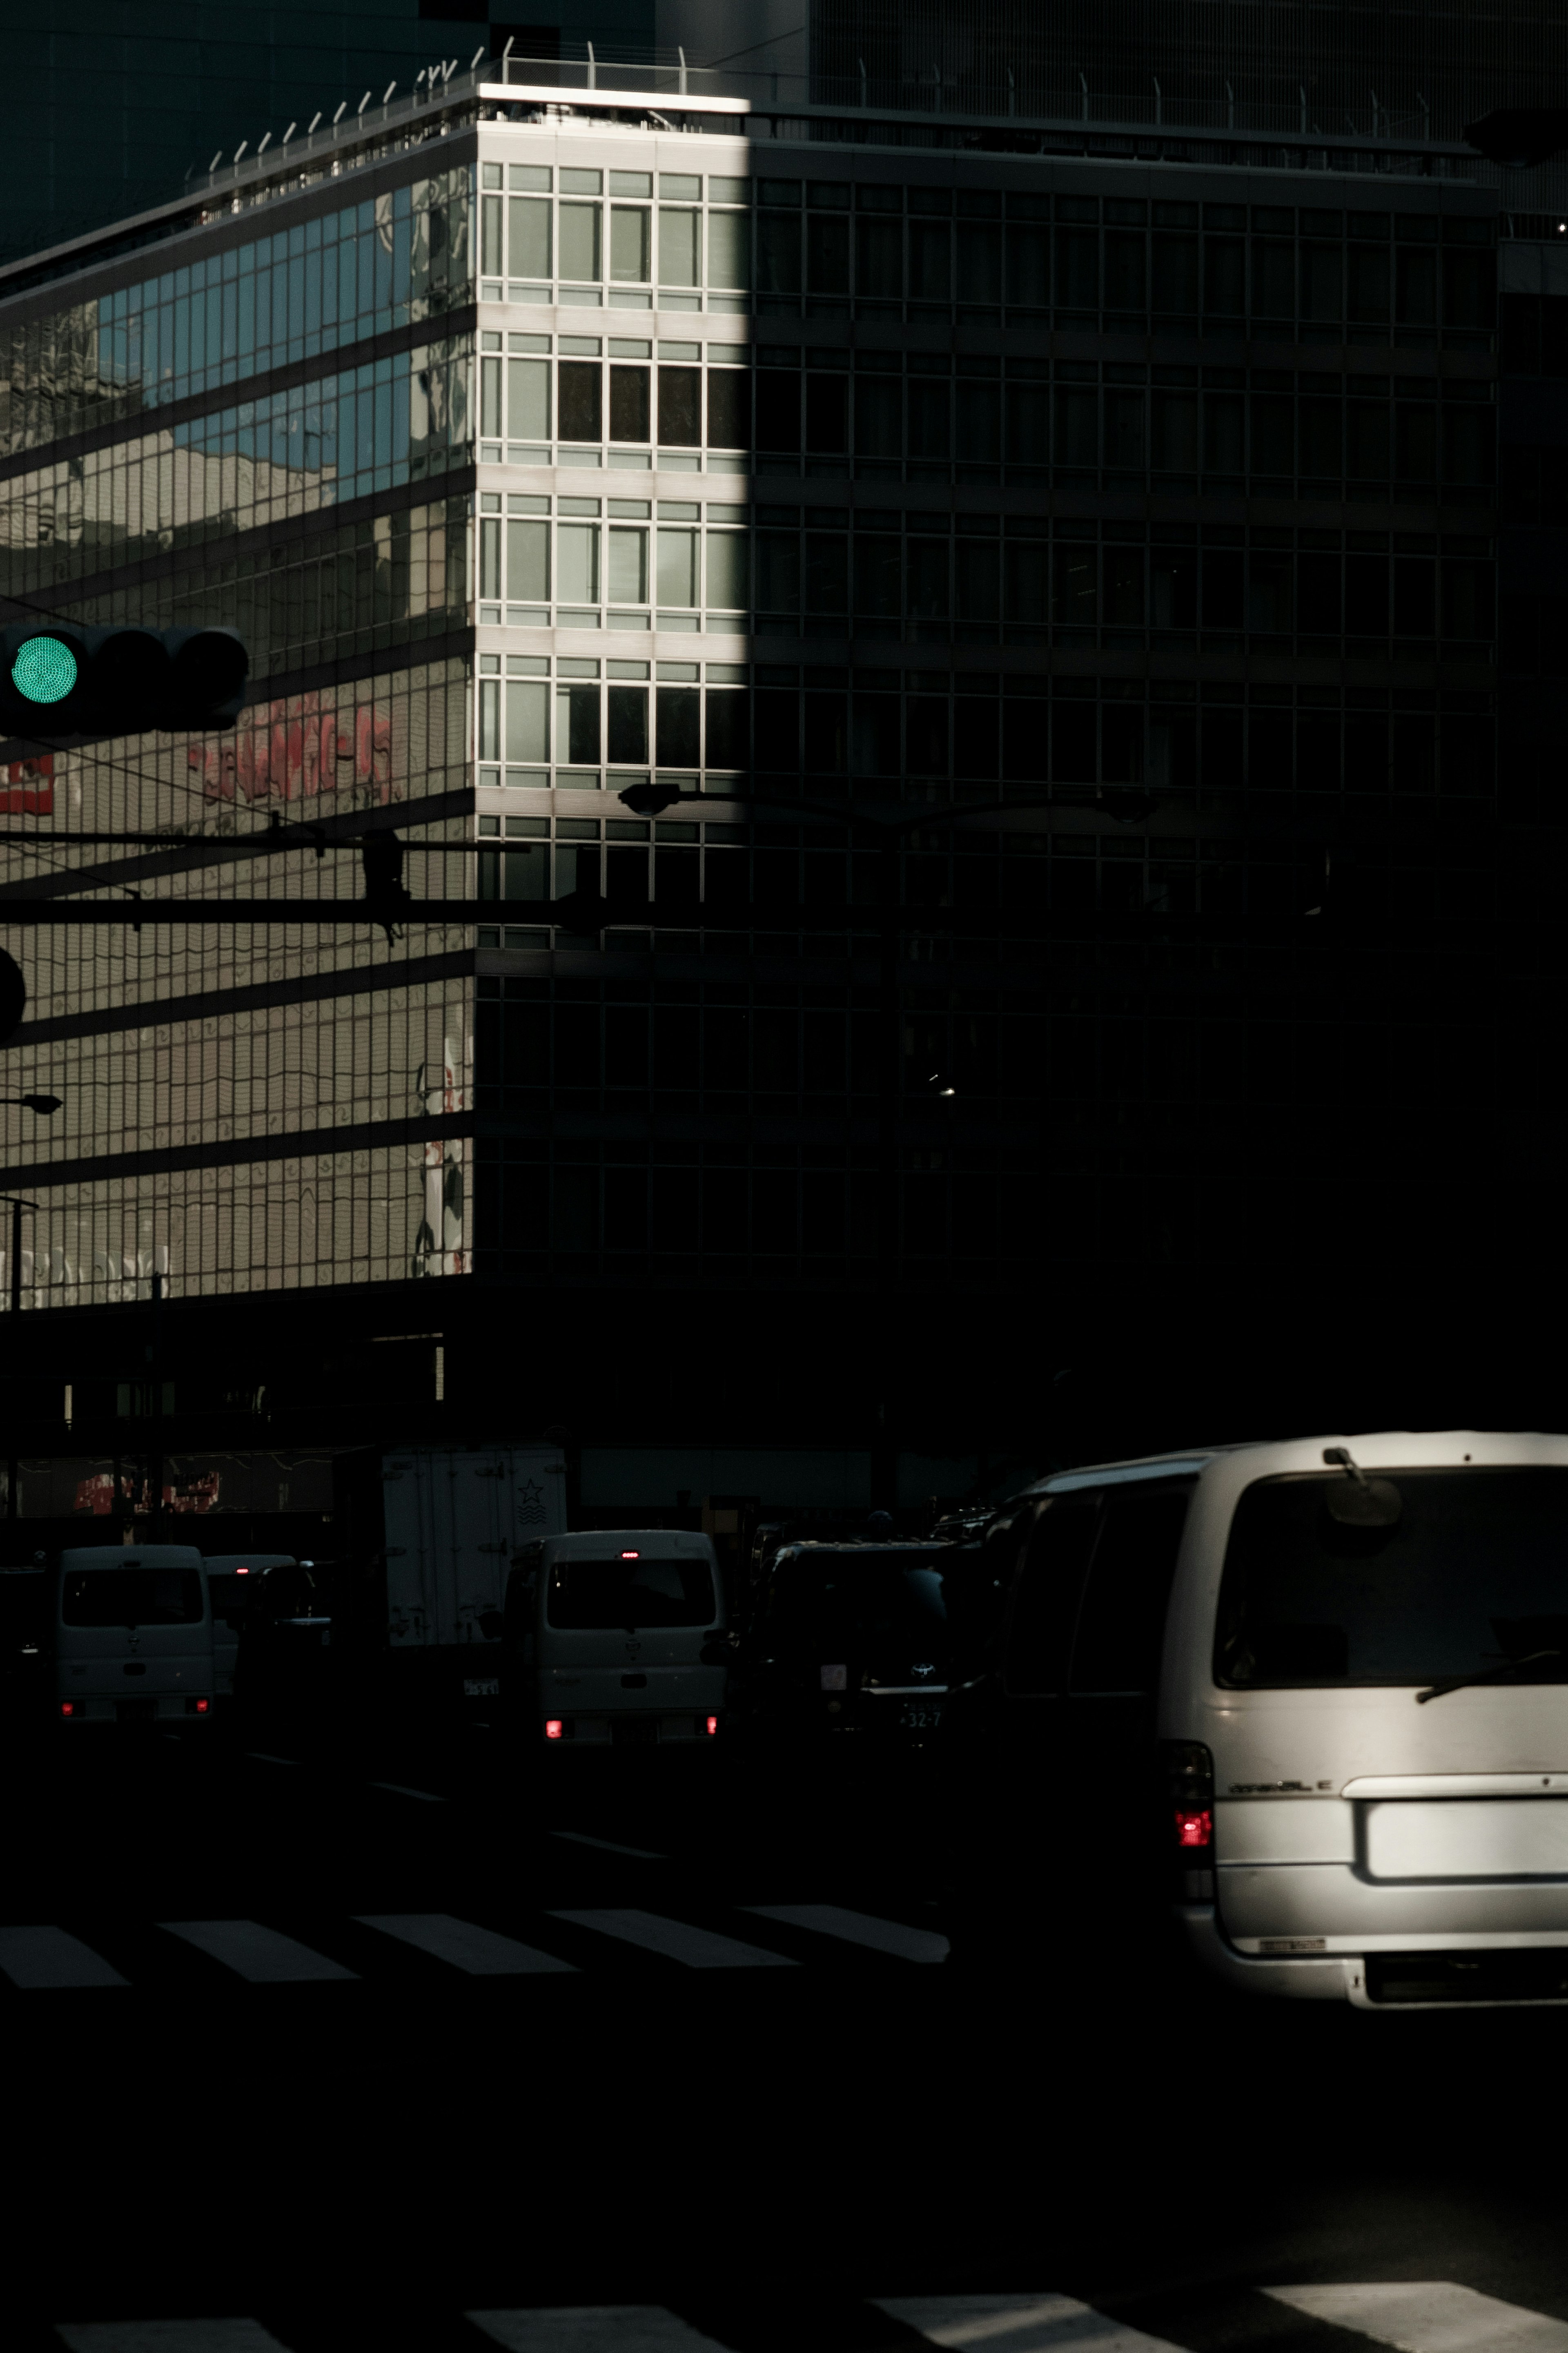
[1415,1650,1562,1704]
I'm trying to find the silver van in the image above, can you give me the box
[968,1432,1568,2008]
[55,1545,214,1728]
[506,1530,725,1748]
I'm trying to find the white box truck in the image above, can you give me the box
[366,1443,568,1700]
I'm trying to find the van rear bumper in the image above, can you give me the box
[1177,1905,1568,2006]
[1176,1904,1360,2001]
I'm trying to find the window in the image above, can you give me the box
[657,685,700,764]
[610,206,650,283]
[607,364,650,443]
[607,526,648,604]
[657,529,698,607]
[556,682,601,765]
[706,533,749,611]
[548,1555,716,1629]
[910,221,951,302]
[1069,1488,1190,1694]
[62,1570,204,1627]
[510,197,551,279]
[559,203,601,281]
[707,370,750,449]
[708,212,750,291]
[1215,1469,1568,1688]
[509,358,550,439]
[607,685,648,763]
[659,208,700,288]
[507,519,548,602]
[659,367,701,446]
[506,679,549,763]
[558,362,601,442]
[1004,1497,1097,1693]
[558,524,600,604]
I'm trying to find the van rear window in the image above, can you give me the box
[1216,1467,1568,1687]
[62,1571,204,1628]
[547,1557,715,1630]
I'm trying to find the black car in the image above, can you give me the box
[723,1539,988,1744]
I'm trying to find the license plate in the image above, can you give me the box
[899,1702,944,1730]
[463,1677,499,1697]
[612,1717,658,1746]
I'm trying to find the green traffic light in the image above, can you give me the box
[11,636,77,705]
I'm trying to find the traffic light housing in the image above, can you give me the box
[0,624,248,735]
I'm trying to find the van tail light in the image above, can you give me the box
[1161,1740,1215,1858]
[545,1718,564,1740]
[187,1697,211,1716]
[705,1714,719,1737]
[59,1699,82,1720]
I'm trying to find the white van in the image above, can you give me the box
[506,1530,726,1748]
[979,1431,1568,2009]
[55,1545,214,1728]
[203,1553,295,1700]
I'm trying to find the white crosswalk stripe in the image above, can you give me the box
[1265,2284,1568,2353]
[55,2322,292,2353]
[744,1903,950,1963]
[356,1912,577,1974]
[160,1919,357,1983]
[0,1925,127,1990]
[548,1908,797,1967]
[0,1902,949,1988]
[469,2307,734,2353]
[876,2295,1189,2353]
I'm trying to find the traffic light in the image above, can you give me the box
[0,624,248,734]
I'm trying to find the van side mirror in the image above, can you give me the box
[477,1609,505,1641]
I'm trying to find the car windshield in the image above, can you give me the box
[62,1570,205,1628]
[766,1551,957,1652]
[1215,1467,1568,1688]
[547,1556,716,1630]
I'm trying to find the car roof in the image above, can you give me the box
[1023,1430,1568,1497]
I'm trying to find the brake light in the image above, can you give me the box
[706,1714,718,1737]
[620,1550,639,1559]
[1175,1807,1213,1851]
[59,1699,80,1720]
[189,1697,210,1716]
[545,1718,563,1740]
[236,1565,250,1575]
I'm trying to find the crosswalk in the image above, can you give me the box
[42,2285,1568,2352]
[0,1901,950,1990]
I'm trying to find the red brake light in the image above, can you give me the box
[236,1566,250,1575]
[59,1700,78,1719]
[706,1714,718,1737]
[1175,1807,1213,1851]
[620,1550,639,1559]
[195,1698,209,1714]
[545,1718,564,1740]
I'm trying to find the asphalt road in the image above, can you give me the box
[3,1722,1566,2346]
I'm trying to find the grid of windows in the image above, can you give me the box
[0,343,470,601]
[478,165,751,309]
[0,170,472,460]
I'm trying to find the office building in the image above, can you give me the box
[0,49,1515,1523]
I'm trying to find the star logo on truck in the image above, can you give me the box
[516,1478,546,1526]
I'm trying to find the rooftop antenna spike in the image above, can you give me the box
[468,45,486,70]
[307,111,322,133]
[207,149,224,172]
[678,42,688,95]
[332,100,347,124]
[281,120,297,145]
[232,140,248,163]
[443,57,457,82]
[587,38,597,88]
[1153,74,1162,125]
[356,88,372,116]
[382,80,396,105]
[256,131,272,156]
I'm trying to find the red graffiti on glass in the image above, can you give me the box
[0,755,53,816]
[186,693,393,804]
